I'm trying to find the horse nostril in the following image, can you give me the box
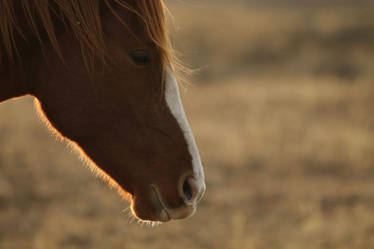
[183,178,193,201]
[180,176,202,204]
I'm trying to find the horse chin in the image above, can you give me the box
[131,206,171,223]
[129,188,172,223]
[129,185,197,223]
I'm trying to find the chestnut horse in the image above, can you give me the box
[0,0,205,223]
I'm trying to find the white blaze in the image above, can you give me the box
[164,67,205,189]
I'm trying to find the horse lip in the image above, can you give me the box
[150,184,171,222]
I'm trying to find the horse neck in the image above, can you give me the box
[0,62,33,102]
[0,4,41,103]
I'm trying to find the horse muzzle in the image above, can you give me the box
[150,175,205,222]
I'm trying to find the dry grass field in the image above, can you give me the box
[1,1,374,249]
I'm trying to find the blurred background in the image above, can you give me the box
[1,0,374,248]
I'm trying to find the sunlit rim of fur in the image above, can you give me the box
[0,0,188,81]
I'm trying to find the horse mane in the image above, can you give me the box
[0,0,183,75]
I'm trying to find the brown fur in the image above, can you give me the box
[0,0,198,222]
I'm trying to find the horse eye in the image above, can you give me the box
[129,50,151,66]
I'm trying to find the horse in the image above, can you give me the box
[0,0,205,223]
